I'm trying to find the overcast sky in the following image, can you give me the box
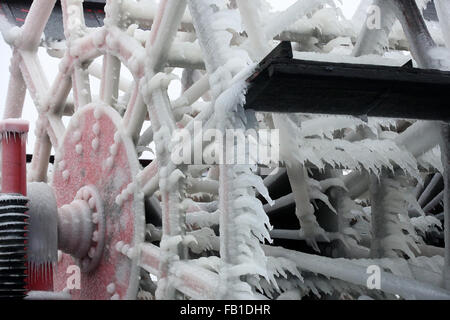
[0,0,360,154]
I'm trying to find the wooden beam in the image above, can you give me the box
[245,42,450,121]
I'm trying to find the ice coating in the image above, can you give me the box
[0,0,448,301]
[0,119,29,134]
[27,182,58,291]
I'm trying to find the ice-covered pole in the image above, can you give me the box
[20,0,57,51]
[0,119,29,196]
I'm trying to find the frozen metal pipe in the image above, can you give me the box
[423,190,444,213]
[263,245,450,300]
[20,0,57,50]
[263,167,287,188]
[3,55,26,119]
[390,0,440,69]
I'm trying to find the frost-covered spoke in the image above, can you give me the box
[390,0,444,69]
[72,67,92,110]
[263,245,450,300]
[236,0,271,60]
[20,0,57,50]
[122,0,192,32]
[46,115,65,149]
[273,114,329,251]
[61,0,92,110]
[137,125,154,151]
[145,79,187,299]
[100,54,121,106]
[88,62,131,93]
[0,0,449,301]
[100,2,122,107]
[139,0,190,299]
[3,54,27,119]
[172,74,210,111]
[418,173,442,207]
[47,69,72,116]
[188,0,275,299]
[122,84,146,143]
[146,0,188,72]
[29,128,52,183]
[137,160,159,198]
[18,52,50,108]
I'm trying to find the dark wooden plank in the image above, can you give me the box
[245,42,450,121]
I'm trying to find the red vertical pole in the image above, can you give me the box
[0,119,54,292]
[0,119,28,195]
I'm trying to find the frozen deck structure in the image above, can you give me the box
[246,42,450,121]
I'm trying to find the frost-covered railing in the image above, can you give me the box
[0,0,449,300]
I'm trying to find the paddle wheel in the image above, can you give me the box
[0,0,448,300]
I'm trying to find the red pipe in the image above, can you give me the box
[0,119,54,292]
[0,119,28,195]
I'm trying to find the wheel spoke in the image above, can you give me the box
[137,125,154,151]
[20,0,57,50]
[61,0,86,39]
[100,1,122,107]
[48,69,72,116]
[88,62,131,93]
[136,160,159,198]
[123,84,147,144]
[29,126,52,183]
[172,74,210,110]
[18,52,50,110]
[3,53,27,119]
[100,54,121,106]
[46,115,65,149]
[72,67,92,111]
[146,0,188,72]
[236,0,271,60]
